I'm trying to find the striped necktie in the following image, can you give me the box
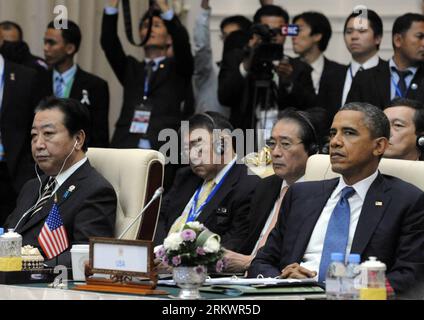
[54,75,64,98]
[29,177,57,218]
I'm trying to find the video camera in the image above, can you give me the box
[249,23,299,80]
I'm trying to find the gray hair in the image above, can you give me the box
[340,102,390,139]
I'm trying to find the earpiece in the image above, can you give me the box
[201,113,226,155]
[73,140,78,149]
[296,111,320,156]
[417,134,424,150]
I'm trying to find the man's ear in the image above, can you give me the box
[392,34,402,49]
[373,137,389,157]
[74,130,86,150]
[65,43,77,56]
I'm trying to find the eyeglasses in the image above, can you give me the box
[266,139,303,151]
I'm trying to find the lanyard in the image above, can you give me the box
[143,75,150,100]
[186,163,235,223]
[391,75,408,98]
[349,65,354,81]
[63,77,75,99]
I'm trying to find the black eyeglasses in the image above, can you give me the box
[266,139,303,151]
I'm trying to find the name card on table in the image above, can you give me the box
[89,238,153,278]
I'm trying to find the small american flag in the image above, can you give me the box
[38,203,69,260]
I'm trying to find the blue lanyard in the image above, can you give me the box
[143,75,150,100]
[391,75,405,98]
[349,65,354,81]
[186,163,235,223]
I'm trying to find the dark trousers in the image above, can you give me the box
[0,163,17,226]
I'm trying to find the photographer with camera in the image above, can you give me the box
[218,5,316,143]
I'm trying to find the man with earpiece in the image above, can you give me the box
[224,109,320,273]
[5,97,117,267]
[383,98,424,161]
[154,112,260,252]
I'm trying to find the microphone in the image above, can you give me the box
[118,187,164,240]
[417,136,424,148]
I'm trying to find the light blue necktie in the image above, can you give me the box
[318,186,355,283]
[55,75,64,98]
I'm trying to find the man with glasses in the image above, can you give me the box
[225,109,320,272]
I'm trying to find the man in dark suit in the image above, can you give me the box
[224,109,320,272]
[291,12,346,129]
[218,5,316,136]
[43,20,110,148]
[154,112,260,251]
[5,98,117,267]
[348,13,424,108]
[0,31,42,223]
[249,102,424,297]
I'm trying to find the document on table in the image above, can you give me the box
[158,277,317,287]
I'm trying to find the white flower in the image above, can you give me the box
[203,237,220,253]
[186,221,203,230]
[163,233,183,251]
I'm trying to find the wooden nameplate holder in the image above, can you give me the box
[73,238,168,296]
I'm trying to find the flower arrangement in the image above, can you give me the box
[155,222,226,273]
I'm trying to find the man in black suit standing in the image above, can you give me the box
[348,13,424,108]
[292,12,346,128]
[5,98,117,267]
[0,32,41,224]
[224,109,320,272]
[43,20,110,148]
[154,112,260,251]
[218,5,316,139]
[248,102,424,297]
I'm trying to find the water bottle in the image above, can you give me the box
[0,229,23,272]
[325,252,346,300]
[341,253,361,300]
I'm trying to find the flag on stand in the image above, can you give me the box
[38,203,69,259]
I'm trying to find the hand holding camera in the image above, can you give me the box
[275,56,294,82]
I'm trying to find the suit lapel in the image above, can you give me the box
[1,62,14,119]
[291,179,338,262]
[375,60,391,106]
[18,161,91,234]
[350,174,391,255]
[407,65,424,100]
[148,59,170,94]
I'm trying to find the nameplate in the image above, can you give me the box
[89,238,153,278]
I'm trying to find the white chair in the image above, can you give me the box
[304,154,424,191]
[86,148,165,240]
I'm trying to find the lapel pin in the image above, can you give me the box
[411,83,418,90]
[81,89,91,105]
[375,201,383,206]
[159,64,165,69]
[63,185,76,199]
[10,73,15,81]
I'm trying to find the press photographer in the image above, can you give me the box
[218,4,317,142]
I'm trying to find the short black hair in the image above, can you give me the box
[293,11,332,52]
[220,15,252,34]
[35,97,91,152]
[392,13,424,42]
[253,5,289,24]
[188,112,234,133]
[340,102,390,140]
[47,20,82,54]
[277,108,320,156]
[139,9,163,31]
[343,9,383,49]
[0,20,23,41]
[386,98,424,136]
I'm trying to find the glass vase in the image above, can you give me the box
[173,266,207,299]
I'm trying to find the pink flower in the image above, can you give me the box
[195,265,206,274]
[162,256,169,267]
[216,259,224,273]
[172,255,181,267]
[196,247,206,256]
[181,229,196,242]
[155,246,166,259]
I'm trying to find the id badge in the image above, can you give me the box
[130,100,152,135]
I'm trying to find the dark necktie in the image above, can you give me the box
[143,61,156,98]
[318,186,356,283]
[29,177,57,219]
[392,67,412,98]
[55,75,64,98]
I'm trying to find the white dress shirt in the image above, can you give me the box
[341,53,380,106]
[53,157,88,194]
[300,170,379,279]
[0,54,5,110]
[251,176,305,255]
[310,54,325,94]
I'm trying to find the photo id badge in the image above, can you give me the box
[130,101,152,135]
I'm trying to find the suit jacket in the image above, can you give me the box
[0,59,41,192]
[43,66,110,147]
[239,174,282,255]
[218,35,316,131]
[347,60,424,108]
[316,58,347,127]
[154,163,261,251]
[5,160,117,267]
[101,12,194,151]
[248,174,424,295]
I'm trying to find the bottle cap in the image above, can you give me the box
[330,252,344,262]
[360,256,386,271]
[348,253,361,264]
